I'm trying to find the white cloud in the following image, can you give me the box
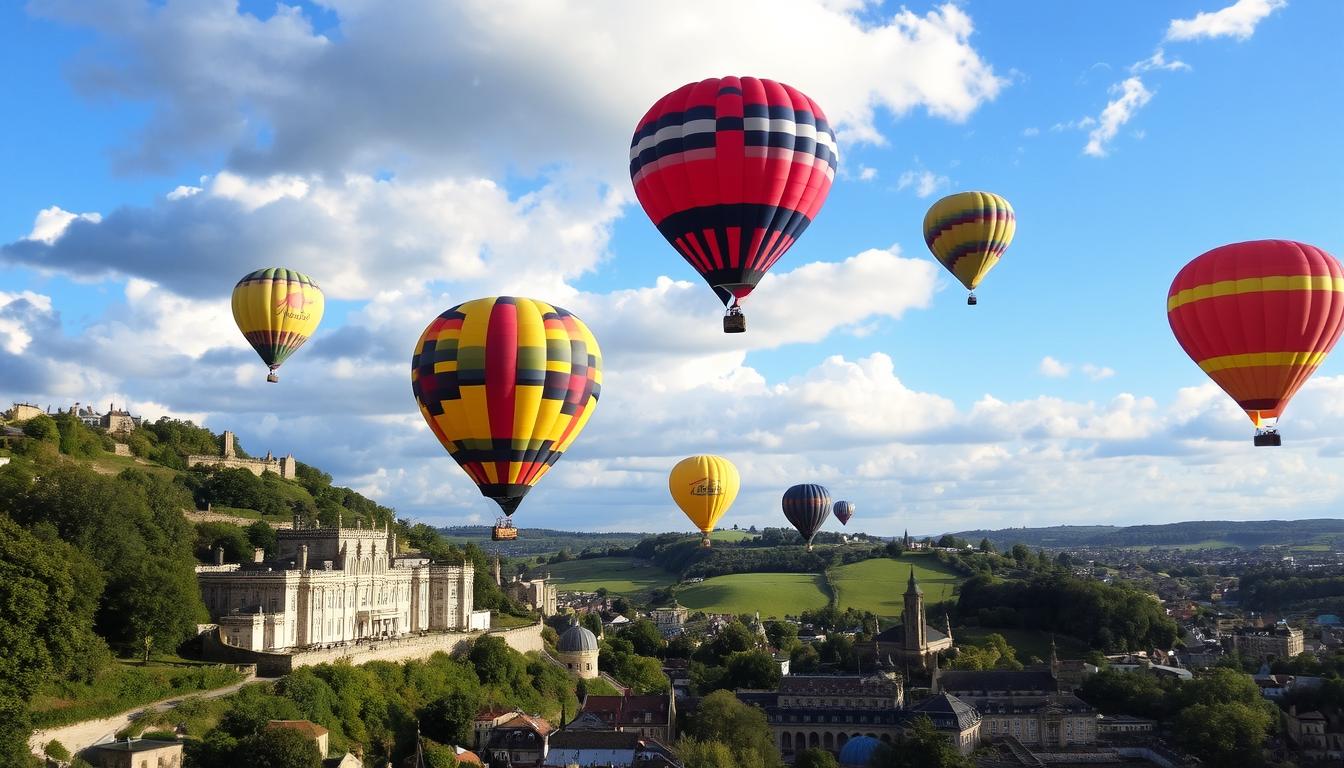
[0,290,54,354]
[1021,127,1040,137]
[1039,356,1071,378]
[897,170,951,198]
[1083,77,1153,157]
[1051,117,1096,132]
[1082,363,1117,381]
[33,0,1005,180]
[1130,48,1191,73]
[25,206,102,244]
[1166,0,1287,42]
[858,166,879,181]
[166,185,202,200]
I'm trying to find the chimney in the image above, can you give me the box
[299,545,308,571]
[214,546,225,566]
[253,548,265,563]
[222,431,236,459]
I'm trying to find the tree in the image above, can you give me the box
[196,521,252,563]
[1172,701,1274,765]
[724,650,781,690]
[870,716,973,768]
[676,738,738,768]
[237,726,322,768]
[978,538,995,554]
[421,739,461,768]
[247,520,279,558]
[684,690,781,768]
[623,619,666,658]
[21,414,58,442]
[581,611,604,639]
[420,690,481,752]
[765,620,799,654]
[1010,544,1030,563]
[469,635,527,688]
[794,747,839,768]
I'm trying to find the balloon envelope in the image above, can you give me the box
[923,191,1016,292]
[669,455,741,543]
[411,297,603,516]
[782,483,831,549]
[629,76,838,308]
[1167,240,1344,429]
[231,268,324,380]
[833,500,855,525]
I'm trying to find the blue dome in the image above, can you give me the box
[839,735,882,767]
[557,623,599,653]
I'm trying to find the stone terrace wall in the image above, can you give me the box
[202,621,544,676]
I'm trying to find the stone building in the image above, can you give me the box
[187,430,297,480]
[933,667,1098,748]
[556,619,600,679]
[872,568,954,669]
[5,402,42,422]
[650,604,689,637]
[1226,624,1304,661]
[83,739,182,768]
[196,519,481,651]
[737,671,984,759]
[577,690,678,743]
[1284,706,1344,762]
[497,558,557,616]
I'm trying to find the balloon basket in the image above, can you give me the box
[266,371,279,383]
[700,535,712,548]
[1253,430,1281,447]
[492,518,518,541]
[967,293,977,306]
[723,309,746,334]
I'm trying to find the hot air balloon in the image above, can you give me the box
[629,76,839,333]
[411,297,603,539]
[231,268,325,382]
[1167,240,1344,446]
[669,455,741,547]
[923,191,1016,305]
[782,483,831,551]
[833,500,855,526]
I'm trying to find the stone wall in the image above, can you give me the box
[202,621,544,676]
[186,455,297,480]
[112,443,132,457]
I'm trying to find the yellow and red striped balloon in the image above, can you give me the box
[1167,240,1344,432]
[410,297,602,518]
[923,191,1016,300]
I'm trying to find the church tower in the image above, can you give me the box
[904,566,926,654]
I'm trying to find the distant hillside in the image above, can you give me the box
[438,525,652,558]
[952,519,1344,551]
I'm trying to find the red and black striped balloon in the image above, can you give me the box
[629,76,838,307]
[782,483,832,550]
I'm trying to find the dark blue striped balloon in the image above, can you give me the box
[782,483,831,550]
[833,500,855,526]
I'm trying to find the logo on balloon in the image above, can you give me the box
[690,479,722,496]
[275,289,312,321]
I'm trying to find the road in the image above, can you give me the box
[27,673,264,759]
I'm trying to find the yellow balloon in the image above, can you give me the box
[231,267,325,382]
[668,455,740,546]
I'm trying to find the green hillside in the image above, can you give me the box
[539,556,676,597]
[952,519,1344,550]
[677,572,831,618]
[830,554,963,619]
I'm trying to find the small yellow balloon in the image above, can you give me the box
[668,455,741,546]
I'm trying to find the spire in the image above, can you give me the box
[944,612,953,644]
[906,566,922,595]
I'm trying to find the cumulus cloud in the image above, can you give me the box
[897,169,951,198]
[1039,357,1071,378]
[1083,77,1153,157]
[31,0,1004,179]
[858,166,879,181]
[1166,0,1287,42]
[25,206,102,244]
[1082,363,1116,381]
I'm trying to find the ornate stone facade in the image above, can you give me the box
[186,430,297,480]
[872,568,954,669]
[197,521,476,651]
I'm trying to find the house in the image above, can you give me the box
[82,739,183,768]
[543,729,640,767]
[266,720,330,757]
[579,690,677,743]
[482,712,553,766]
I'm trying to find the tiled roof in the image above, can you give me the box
[908,692,981,730]
[581,693,670,726]
[937,669,1057,694]
[548,730,641,750]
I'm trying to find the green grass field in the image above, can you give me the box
[676,572,831,618]
[829,555,963,620]
[708,529,756,542]
[540,557,677,596]
[1121,539,1237,551]
[954,627,1090,662]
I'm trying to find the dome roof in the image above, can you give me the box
[557,622,599,653]
[839,735,882,766]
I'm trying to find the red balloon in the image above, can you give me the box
[629,76,838,309]
[1167,240,1344,434]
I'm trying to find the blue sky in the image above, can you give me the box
[3,0,1343,536]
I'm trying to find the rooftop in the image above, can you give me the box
[87,740,181,754]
